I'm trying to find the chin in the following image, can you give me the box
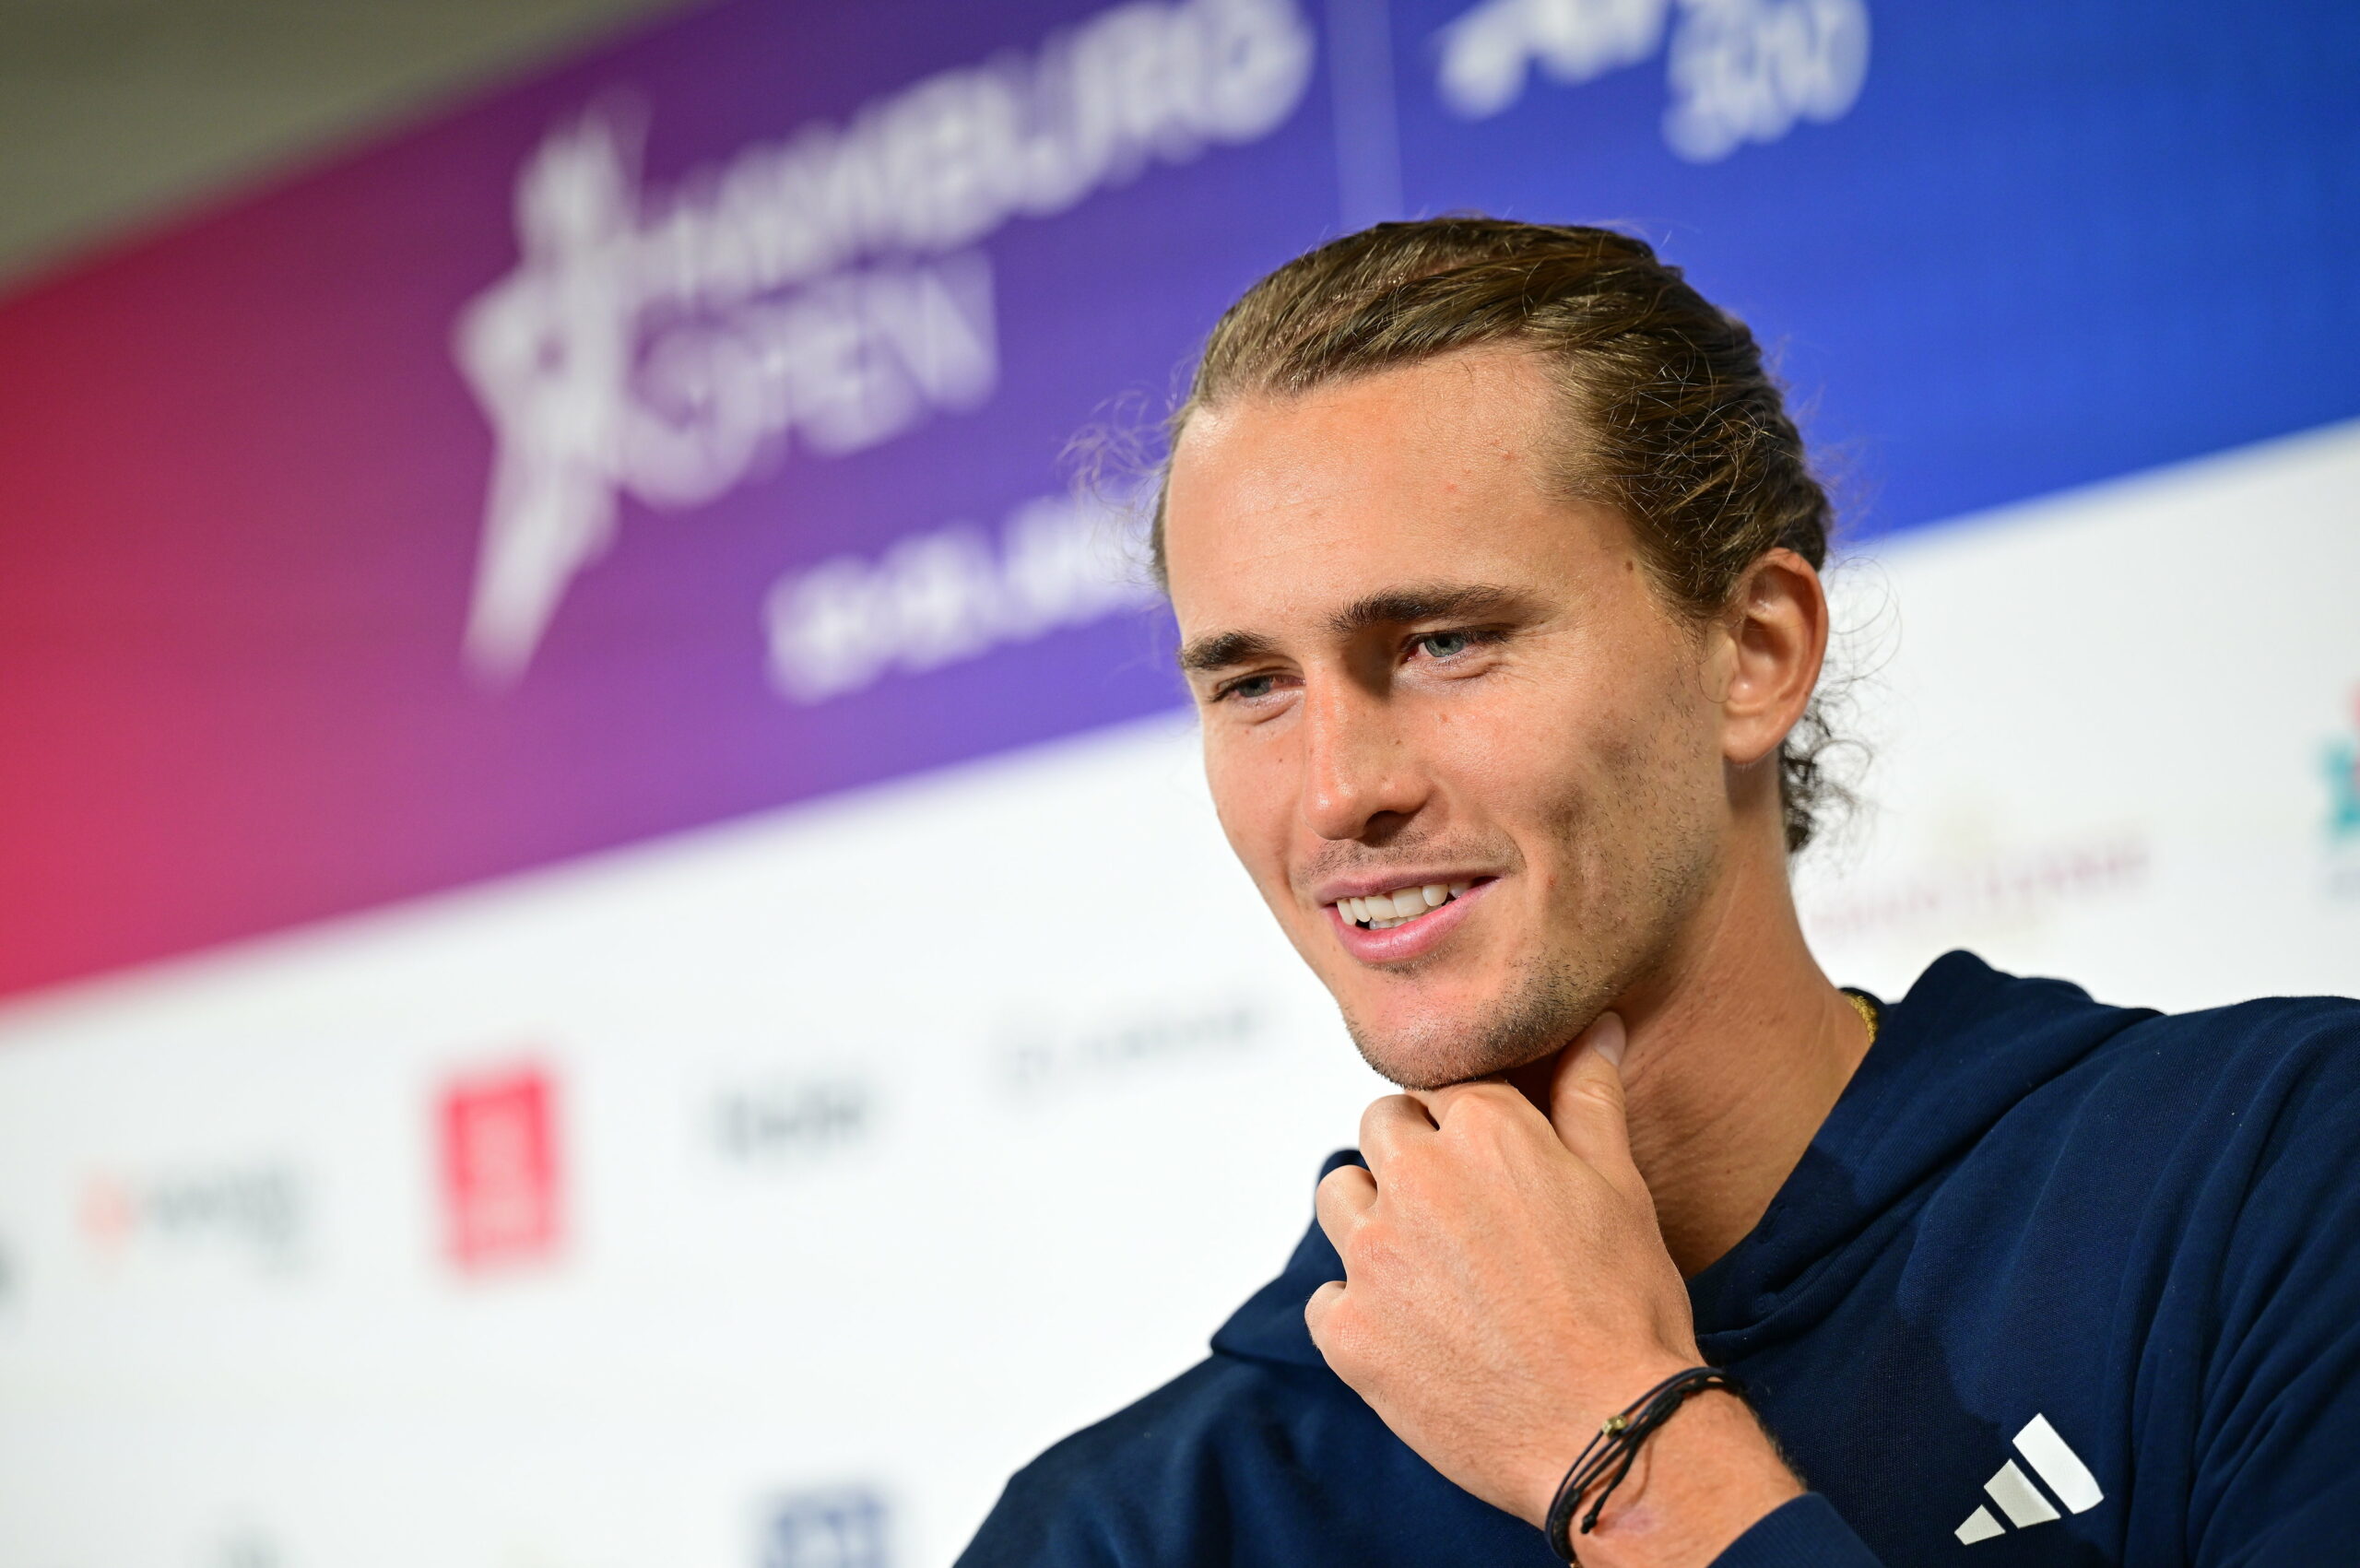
[1338,961,1599,1091]
[1342,1009,1563,1091]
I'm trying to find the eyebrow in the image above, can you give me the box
[1324,582,1532,638]
[1177,629,1282,673]
[1176,582,1536,673]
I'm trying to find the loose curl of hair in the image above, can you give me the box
[1150,218,1847,853]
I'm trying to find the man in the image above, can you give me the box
[957,219,2360,1565]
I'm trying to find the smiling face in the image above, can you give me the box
[1164,348,1737,1090]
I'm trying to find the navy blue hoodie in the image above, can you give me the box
[958,953,2360,1566]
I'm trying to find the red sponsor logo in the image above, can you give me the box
[78,1173,137,1253]
[437,1064,561,1272]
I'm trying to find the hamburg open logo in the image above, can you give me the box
[452,0,1316,684]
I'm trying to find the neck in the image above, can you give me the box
[1607,827,1870,1278]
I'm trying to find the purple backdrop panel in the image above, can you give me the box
[0,0,1331,997]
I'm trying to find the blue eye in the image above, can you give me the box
[1416,631,1471,659]
[1225,674,1279,701]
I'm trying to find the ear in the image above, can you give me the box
[1716,548,1829,769]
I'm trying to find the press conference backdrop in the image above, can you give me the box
[0,0,2355,1562]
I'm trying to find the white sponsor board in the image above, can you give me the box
[1800,416,2360,1010]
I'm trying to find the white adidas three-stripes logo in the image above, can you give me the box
[1955,1415,2105,1545]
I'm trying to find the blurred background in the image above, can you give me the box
[0,1,2355,1563]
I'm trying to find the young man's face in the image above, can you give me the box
[1163,348,1735,1089]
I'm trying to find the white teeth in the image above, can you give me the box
[1336,881,1477,929]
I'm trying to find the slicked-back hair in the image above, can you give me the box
[1152,218,1841,853]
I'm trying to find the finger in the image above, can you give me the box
[1420,1079,1545,1128]
[1549,1011,1637,1176]
[1402,1083,1460,1121]
[1314,1161,1376,1251]
[1303,1279,1346,1350]
[1356,1093,1437,1176]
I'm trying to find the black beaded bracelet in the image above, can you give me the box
[1543,1366,1746,1563]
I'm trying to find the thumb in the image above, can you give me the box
[1549,1011,1635,1174]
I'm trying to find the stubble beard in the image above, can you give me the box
[1335,796,1722,1092]
[1341,948,1606,1091]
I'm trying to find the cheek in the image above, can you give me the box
[1204,730,1297,883]
[1455,657,1705,852]
[1432,663,1613,803]
[1423,713,1531,811]
[1570,664,1728,878]
[1578,616,1718,760]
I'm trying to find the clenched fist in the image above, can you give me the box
[1305,1013,1800,1566]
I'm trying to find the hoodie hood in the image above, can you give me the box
[1211,1148,1363,1368]
[1686,951,2148,1357]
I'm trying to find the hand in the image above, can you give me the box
[1304,1013,1799,1563]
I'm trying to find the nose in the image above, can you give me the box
[1299,671,1426,842]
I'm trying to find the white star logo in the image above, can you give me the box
[452,110,643,683]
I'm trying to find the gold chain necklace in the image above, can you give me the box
[1844,989,1881,1047]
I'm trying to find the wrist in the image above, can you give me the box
[1540,1383,1800,1568]
[1516,1352,1699,1527]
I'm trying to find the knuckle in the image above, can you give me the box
[1304,1290,1341,1344]
[1381,1142,1428,1189]
[1347,1217,1404,1279]
[1456,1087,1515,1127]
[1437,1087,1521,1157]
[1306,1289,1349,1342]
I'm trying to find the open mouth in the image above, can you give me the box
[1331,881,1475,931]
